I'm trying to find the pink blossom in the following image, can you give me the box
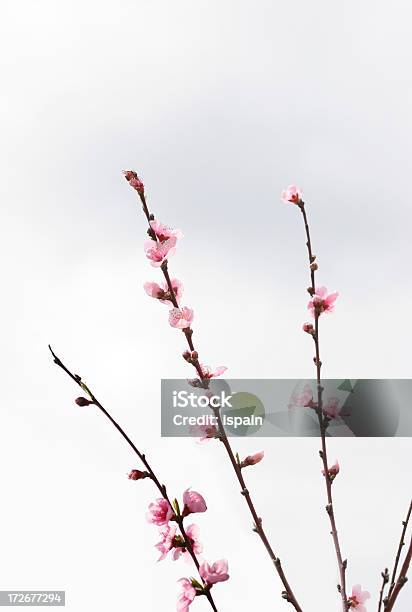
[172,524,203,561]
[291,384,315,408]
[144,278,183,304]
[183,489,207,514]
[169,306,194,329]
[177,578,196,612]
[241,451,264,468]
[199,365,227,379]
[348,585,370,612]
[146,498,174,526]
[322,459,340,481]
[323,397,341,419]
[155,523,177,561]
[308,286,339,317]
[200,559,229,585]
[302,322,314,334]
[189,423,219,443]
[150,219,183,242]
[144,237,177,267]
[281,185,303,205]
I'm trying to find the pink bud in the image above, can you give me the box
[241,451,264,468]
[302,322,314,334]
[75,396,92,406]
[123,170,137,181]
[322,460,340,481]
[129,176,145,195]
[128,469,149,481]
[182,489,207,515]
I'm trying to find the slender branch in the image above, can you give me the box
[383,500,412,611]
[48,345,219,612]
[385,536,412,611]
[387,500,412,600]
[297,202,348,611]
[378,569,389,612]
[130,181,304,611]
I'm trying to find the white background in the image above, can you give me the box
[1,1,411,610]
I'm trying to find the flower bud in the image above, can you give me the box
[302,322,314,334]
[129,177,145,195]
[128,469,150,481]
[240,451,264,468]
[310,262,318,271]
[75,396,92,406]
[123,170,138,181]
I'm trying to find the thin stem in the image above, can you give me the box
[131,185,304,611]
[385,536,412,612]
[48,345,218,612]
[387,500,412,600]
[378,569,389,612]
[298,202,348,611]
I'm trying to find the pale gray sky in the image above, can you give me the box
[1,1,411,610]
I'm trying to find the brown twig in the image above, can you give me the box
[129,179,304,611]
[378,568,389,612]
[297,201,348,611]
[48,345,219,612]
[385,536,412,611]
[384,500,412,610]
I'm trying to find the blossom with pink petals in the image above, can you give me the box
[144,237,177,267]
[169,307,194,329]
[200,559,229,585]
[308,286,339,317]
[189,423,219,443]
[144,278,183,305]
[281,185,303,205]
[348,584,370,611]
[323,397,341,419]
[291,384,315,408]
[146,498,174,526]
[155,523,177,560]
[183,489,207,514]
[199,365,227,379]
[172,524,203,561]
[241,451,264,468]
[150,219,183,242]
[322,460,340,481]
[177,578,196,612]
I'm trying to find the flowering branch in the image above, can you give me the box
[384,500,412,610]
[48,345,222,612]
[283,186,354,612]
[125,172,303,612]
